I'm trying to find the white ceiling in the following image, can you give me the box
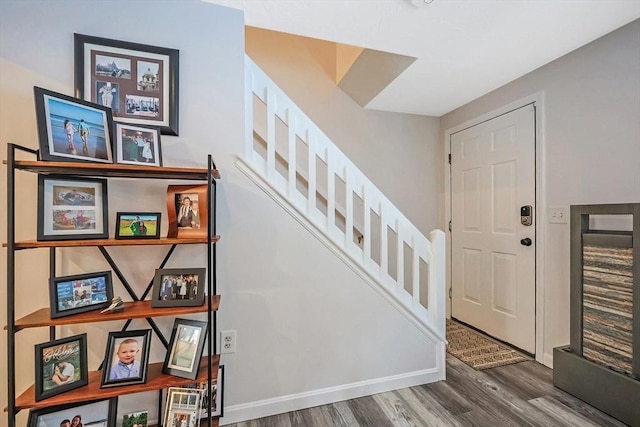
[207,0,640,117]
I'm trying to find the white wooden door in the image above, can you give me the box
[451,104,536,353]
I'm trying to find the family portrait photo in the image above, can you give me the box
[27,398,117,427]
[151,268,206,308]
[34,87,113,163]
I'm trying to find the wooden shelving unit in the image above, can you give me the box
[5,144,222,426]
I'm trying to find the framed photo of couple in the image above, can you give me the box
[166,185,208,239]
[74,33,179,136]
[34,334,88,401]
[115,212,161,239]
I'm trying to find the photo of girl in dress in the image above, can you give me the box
[115,122,162,166]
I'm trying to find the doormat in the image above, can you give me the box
[446,319,531,370]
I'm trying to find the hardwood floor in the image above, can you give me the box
[226,355,628,427]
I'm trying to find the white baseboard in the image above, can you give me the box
[219,367,443,425]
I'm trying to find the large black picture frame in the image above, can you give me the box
[34,333,88,401]
[74,33,180,136]
[34,86,115,163]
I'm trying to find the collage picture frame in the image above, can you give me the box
[74,33,180,135]
[37,175,109,241]
[49,270,113,318]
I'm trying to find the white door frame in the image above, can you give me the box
[443,91,550,366]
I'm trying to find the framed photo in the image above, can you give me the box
[198,365,224,419]
[34,86,114,163]
[37,175,109,241]
[151,267,206,308]
[121,410,148,427]
[75,33,179,135]
[35,333,88,401]
[49,270,114,318]
[163,318,208,380]
[100,329,151,388]
[115,122,162,166]
[163,387,203,427]
[166,184,208,239]
[27,398,117,427]
[115,212,161,239]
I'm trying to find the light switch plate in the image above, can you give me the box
[549,206,569,224]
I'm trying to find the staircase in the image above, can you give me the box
[238,56,446,349]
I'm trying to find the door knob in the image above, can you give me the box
[520,238,532,246]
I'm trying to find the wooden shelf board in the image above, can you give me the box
[11,296,220,330]
[13,356,219,411]
[6,236,220,249]
[7,160,221,180]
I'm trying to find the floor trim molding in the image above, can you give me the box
[220,367,443,425]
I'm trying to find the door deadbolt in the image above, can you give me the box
[521,205,533,226]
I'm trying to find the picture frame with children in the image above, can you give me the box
[100,329,151,388]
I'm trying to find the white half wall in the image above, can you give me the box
[440,19,640,366]
[0,1,441,426]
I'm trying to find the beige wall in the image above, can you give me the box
[245,27,441,236]
[440,19,640,364]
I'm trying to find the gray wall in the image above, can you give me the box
[440,19,640,364]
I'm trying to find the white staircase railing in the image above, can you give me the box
[240,56,446,344]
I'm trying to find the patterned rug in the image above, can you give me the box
[446,319,530,370]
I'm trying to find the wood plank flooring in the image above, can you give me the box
[225,355,628,427]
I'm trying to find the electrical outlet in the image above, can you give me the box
[220,330,236,354]
[549,206,569,224]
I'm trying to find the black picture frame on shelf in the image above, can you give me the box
[151,267,206,308]
[74,33,179,135]
[34,86,115,163]
[199,364,224,419]
[100,329,152,388]
[114,122,162,166]
[49,270,114,319]
[37,175,109,241]
[35,333,88,401]
[27,398,118,427]
[115,212,162,239]
[163,318,208,380]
